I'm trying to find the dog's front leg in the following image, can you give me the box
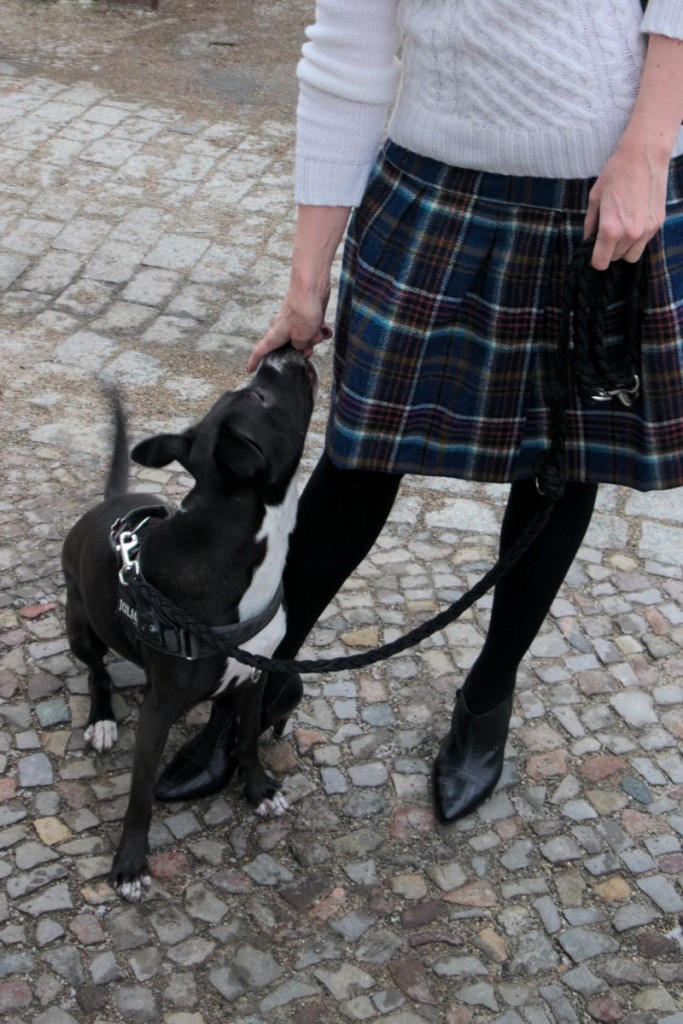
[64,593,118,752]
[232,675,288,818]
[109,684,176,902]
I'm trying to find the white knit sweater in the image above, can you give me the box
[295,0,683,205]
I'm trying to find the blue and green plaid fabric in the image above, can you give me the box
[326,141,683,491]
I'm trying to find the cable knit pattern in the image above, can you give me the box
[295,0,683,205]
[400,0,601,125]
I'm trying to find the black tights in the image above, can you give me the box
[461,474,597,713]
[267,453,597,716]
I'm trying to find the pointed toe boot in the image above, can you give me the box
[432,690,513,823]
[155,701,237,802]
[154,672,303,803]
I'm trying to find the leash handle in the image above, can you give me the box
[568,238,644,405]
[534,237,646,500]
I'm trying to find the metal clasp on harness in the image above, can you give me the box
[117,531,140,584]
[590,375,640,408]
[115,516,151,585]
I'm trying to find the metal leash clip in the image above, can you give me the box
[115,516,151,584]
[590,374,640,407]
[117,531,141,584]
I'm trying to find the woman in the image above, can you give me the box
[157,0,683,823]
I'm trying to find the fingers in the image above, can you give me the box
[585,150,667,270]
[583,196,599,250]
[614,237,651,264]
[590,220,656,271]
[247,317,333,373]
[590,230,617,272]
[247,332,285,373]
[586,196,656,270]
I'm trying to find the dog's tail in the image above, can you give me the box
[103,388,129,499]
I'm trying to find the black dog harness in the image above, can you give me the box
[111,506,283,663]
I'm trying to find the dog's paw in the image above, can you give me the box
[116,874,152,903]
[255,790,289,818]
[109,854,152,903]
[84,719,118,752]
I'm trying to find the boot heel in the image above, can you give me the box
[262,672,303,737]
[271,718,288,739]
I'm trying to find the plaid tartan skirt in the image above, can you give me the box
[327,141,683,490]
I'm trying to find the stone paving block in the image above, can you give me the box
[637,875,683,913]
[21,250,82,293]
[120,266,182,305]
[17,753,54,787]
[208,962,246,1002]
[54,278,114,313]
[114,985,157,1021]
[18,883,73,918]
[53,330,118,373]
[639,520,683,565]
[2,218,63,256]
[140,314,202,346]
[190,242,248,284]
[82,137,142,168]
[84,240,143,283]
[143,232,211,270]
[52,217,113,253]
[0,252,30,288]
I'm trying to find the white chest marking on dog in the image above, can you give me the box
[240,473,298,621]
[213,474,299,695]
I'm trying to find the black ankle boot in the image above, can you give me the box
[154,673,303,803]
[154,701,237,802]
[432,690,513,823]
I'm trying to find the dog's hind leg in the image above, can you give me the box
[64,591,118,752]
[232,677,288,818]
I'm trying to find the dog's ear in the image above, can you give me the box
[214,427,267,480]
[132,432,193,470]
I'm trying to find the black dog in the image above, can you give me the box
[62,346,316,900]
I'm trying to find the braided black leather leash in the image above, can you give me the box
[131,500,555,674]
[125,240,645,674]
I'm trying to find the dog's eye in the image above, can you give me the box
[251,388,268,406]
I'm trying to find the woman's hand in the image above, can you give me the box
[247,204,351,372]
[585,33,683,270]
[584,143,669,270]
[246,285,333,373]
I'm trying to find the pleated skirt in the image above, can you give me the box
[326,140,683,490]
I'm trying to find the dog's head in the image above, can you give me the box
[132,345,317,502]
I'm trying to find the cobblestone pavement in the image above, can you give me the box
[1,4,683,1024]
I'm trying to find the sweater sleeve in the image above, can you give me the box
[295,0,402,206]
[641,0,683,40]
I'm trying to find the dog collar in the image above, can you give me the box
[111,508,284,662]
